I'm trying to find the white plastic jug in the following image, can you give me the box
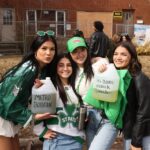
[92,64,120,102]
[31,77,56,113]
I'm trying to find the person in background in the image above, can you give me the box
[107,33,121,61]
[66,36,108,148]
[112,33,121,44]
[0,30,57,150]
[33,53,85,150]
[72,29,85,39]
[120,33,131,43]
[89,20,110,63]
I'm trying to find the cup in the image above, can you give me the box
[78,106,87,130]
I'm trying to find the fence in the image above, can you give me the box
[115,24,134,37]
[0,20,25,54]
[0,20,135,55]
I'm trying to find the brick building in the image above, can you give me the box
[0,0,150,47]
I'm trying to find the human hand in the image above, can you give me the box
[99,63,108,73]
[34,113,57,120]
[44,129,57,139]
[130,145,141,150]
[91,57,102,64]
[34,79,43,88]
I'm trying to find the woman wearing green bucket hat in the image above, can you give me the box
[67,36,109,148]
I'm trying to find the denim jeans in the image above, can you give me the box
[124,136,150,150]
[43,133,83,150]
[86,108,102,148]
[89,118,119,150]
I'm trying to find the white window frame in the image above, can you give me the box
[56,11,66,37]
[3,8,13,25]
[26,10,37,33]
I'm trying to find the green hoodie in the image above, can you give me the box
[84,69,131,129]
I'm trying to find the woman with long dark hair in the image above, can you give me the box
[66,36,109,148]
[86,42,150,150]
[33,53,85,150]
[0,30,57,150]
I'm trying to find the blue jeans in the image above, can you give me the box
[43,133,83,150]
[86,108,102,148]
[124,136,150,150]
[89,118,119,150]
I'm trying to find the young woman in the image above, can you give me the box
[66,36,108,148]
[0,30,57,150]
[86,42,150,150]
[33,53,85,150]
[115,42,150,150]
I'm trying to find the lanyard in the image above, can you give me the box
[64,86,73,104]
[76,72,84,94]
[64,86,79,106]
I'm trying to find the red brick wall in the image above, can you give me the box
[0,0,150,23]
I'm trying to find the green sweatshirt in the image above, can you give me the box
[84,69,131,129]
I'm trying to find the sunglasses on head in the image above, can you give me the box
[36,30,55,37]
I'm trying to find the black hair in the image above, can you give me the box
[1,34,57,82]
[72,29,84,38]
[54,52,82,105]
[94,21,104,32]
[120,34,131,42]
[112,42,142,76]
[69,47,94,82]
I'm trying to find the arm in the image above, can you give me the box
[33,116,57,139]
[91,57,102,64]
[35,113,57,120]
[0,65,36,125]
[92,58,109,74]
[89,33,96,56]
[131,72,150,147]
[131,145,141,150]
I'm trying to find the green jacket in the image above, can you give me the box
[84,70,131,129]
[0,61,38,125]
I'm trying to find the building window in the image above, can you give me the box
[26,10,37,33]
[28,10,35,21]
[3,9,13,25]
[57,11,64,22]
[123,11,133,24]
[26,10,66,37]
[56,11,66,37]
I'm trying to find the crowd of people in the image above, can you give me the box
[0,20,150,150]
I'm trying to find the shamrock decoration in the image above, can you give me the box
[58,104,79,128]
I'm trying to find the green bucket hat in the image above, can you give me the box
[67,37,87,52]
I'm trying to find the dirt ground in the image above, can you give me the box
[0,55,150,149]
[0,55,150,77]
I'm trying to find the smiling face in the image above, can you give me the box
[57,57,72,85]
[35,40,55,68]
[113,46,131,69]
[70,47,87,68]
